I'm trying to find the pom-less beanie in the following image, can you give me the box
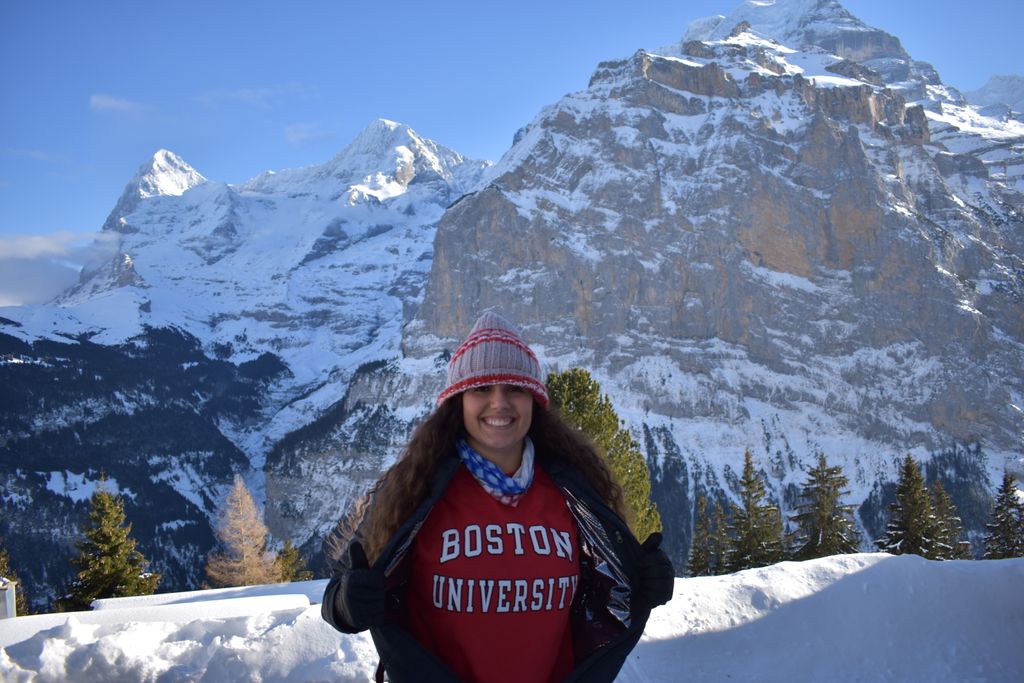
[436,310,549,408]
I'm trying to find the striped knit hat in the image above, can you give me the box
[436,310,549,408]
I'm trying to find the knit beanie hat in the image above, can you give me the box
[437,310,549,408]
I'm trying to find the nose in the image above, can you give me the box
[489,385,512,407]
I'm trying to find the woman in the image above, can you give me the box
[322,311,674,682]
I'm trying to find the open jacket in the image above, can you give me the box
[322,452,653,683]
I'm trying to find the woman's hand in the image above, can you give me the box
[335,541,387,631]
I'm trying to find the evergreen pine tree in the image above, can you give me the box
[789,452,861,560]
[930,479,971,560]
[57,483,160,611]
[687,495,713,576]
[274,540,313,582]
[982,472,1024,559]
[876,454,935,557]
[205,475,280,587]
[710,500,731,575]
[726,450,783,572]
[0,537,30,616]
[547,368,661,539]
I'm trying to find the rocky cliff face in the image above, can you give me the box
[417,41,1020,427]
[227,4,1024,569]
[401,14,1023,562]
[267,6,1023,569]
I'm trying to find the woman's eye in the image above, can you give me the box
[506,385,524,393]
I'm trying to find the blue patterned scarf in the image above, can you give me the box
[456,437,535,507]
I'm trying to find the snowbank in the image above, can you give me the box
[1,554,1021,682]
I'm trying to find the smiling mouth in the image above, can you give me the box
[482,417,514,427]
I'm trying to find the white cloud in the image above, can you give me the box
[0,231,121,305]
[89,94,147,112]
[0,258,80,306]
[0,230,117,260]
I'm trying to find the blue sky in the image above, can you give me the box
[1,0,1022,247]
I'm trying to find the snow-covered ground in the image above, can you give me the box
[1,553,1021,682]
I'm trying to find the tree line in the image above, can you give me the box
[0,474,311,614]
[687,451,1024,576]
[1,366,657,614]
[3,367,1021,611]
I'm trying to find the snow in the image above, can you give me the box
[926,103,1024,145]
[0,118,490,484]
[742,260,821,293]
[1,554,1021,682]
[139,150,207,199]
[684,0,886,50]
[45,472,133,504]
[965,75,1024,114]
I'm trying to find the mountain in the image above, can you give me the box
[2,1,1023,608]
[268,0,1024,567]
[101,149,207,233]
[0,120,488,607]
[965,74,1024,118]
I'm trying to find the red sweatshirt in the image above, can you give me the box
[406,465,581,683]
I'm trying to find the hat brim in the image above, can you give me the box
[436,373,549,409]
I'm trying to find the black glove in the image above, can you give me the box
[335,541,387,631]
[636,532,675,609]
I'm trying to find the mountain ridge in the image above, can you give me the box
[0,120,488,606]
[102,149,207,233]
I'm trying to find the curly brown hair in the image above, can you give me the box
[358,394,626,563]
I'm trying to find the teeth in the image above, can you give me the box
[484,417,512,427]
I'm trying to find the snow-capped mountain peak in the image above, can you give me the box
[102,149,206,232]
[322,118,474,197]
[136,149,207,199]
[686,0,906,59]
[239,119,488,204]
[680,0,915,88]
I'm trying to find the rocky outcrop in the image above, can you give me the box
[405,28,1023,565]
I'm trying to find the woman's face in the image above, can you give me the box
[461,383,534,471]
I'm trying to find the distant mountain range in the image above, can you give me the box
[2,0,1021,609]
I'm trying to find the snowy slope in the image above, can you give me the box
[965,75,1024,115]
[2,554,1022,682]
[0,119,488,605]
[2,119,487,467]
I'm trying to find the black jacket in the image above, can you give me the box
[322,453,657,682]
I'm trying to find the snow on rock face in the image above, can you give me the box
[0,121,488,605]
[76,119,486,452]
[683,0,909,63]
[965,75,1024,116]
[243,118,489,205]
[678,0,943,106]
[102,150,207,233]
[404,3,1024,567]
[137,149,208,199]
